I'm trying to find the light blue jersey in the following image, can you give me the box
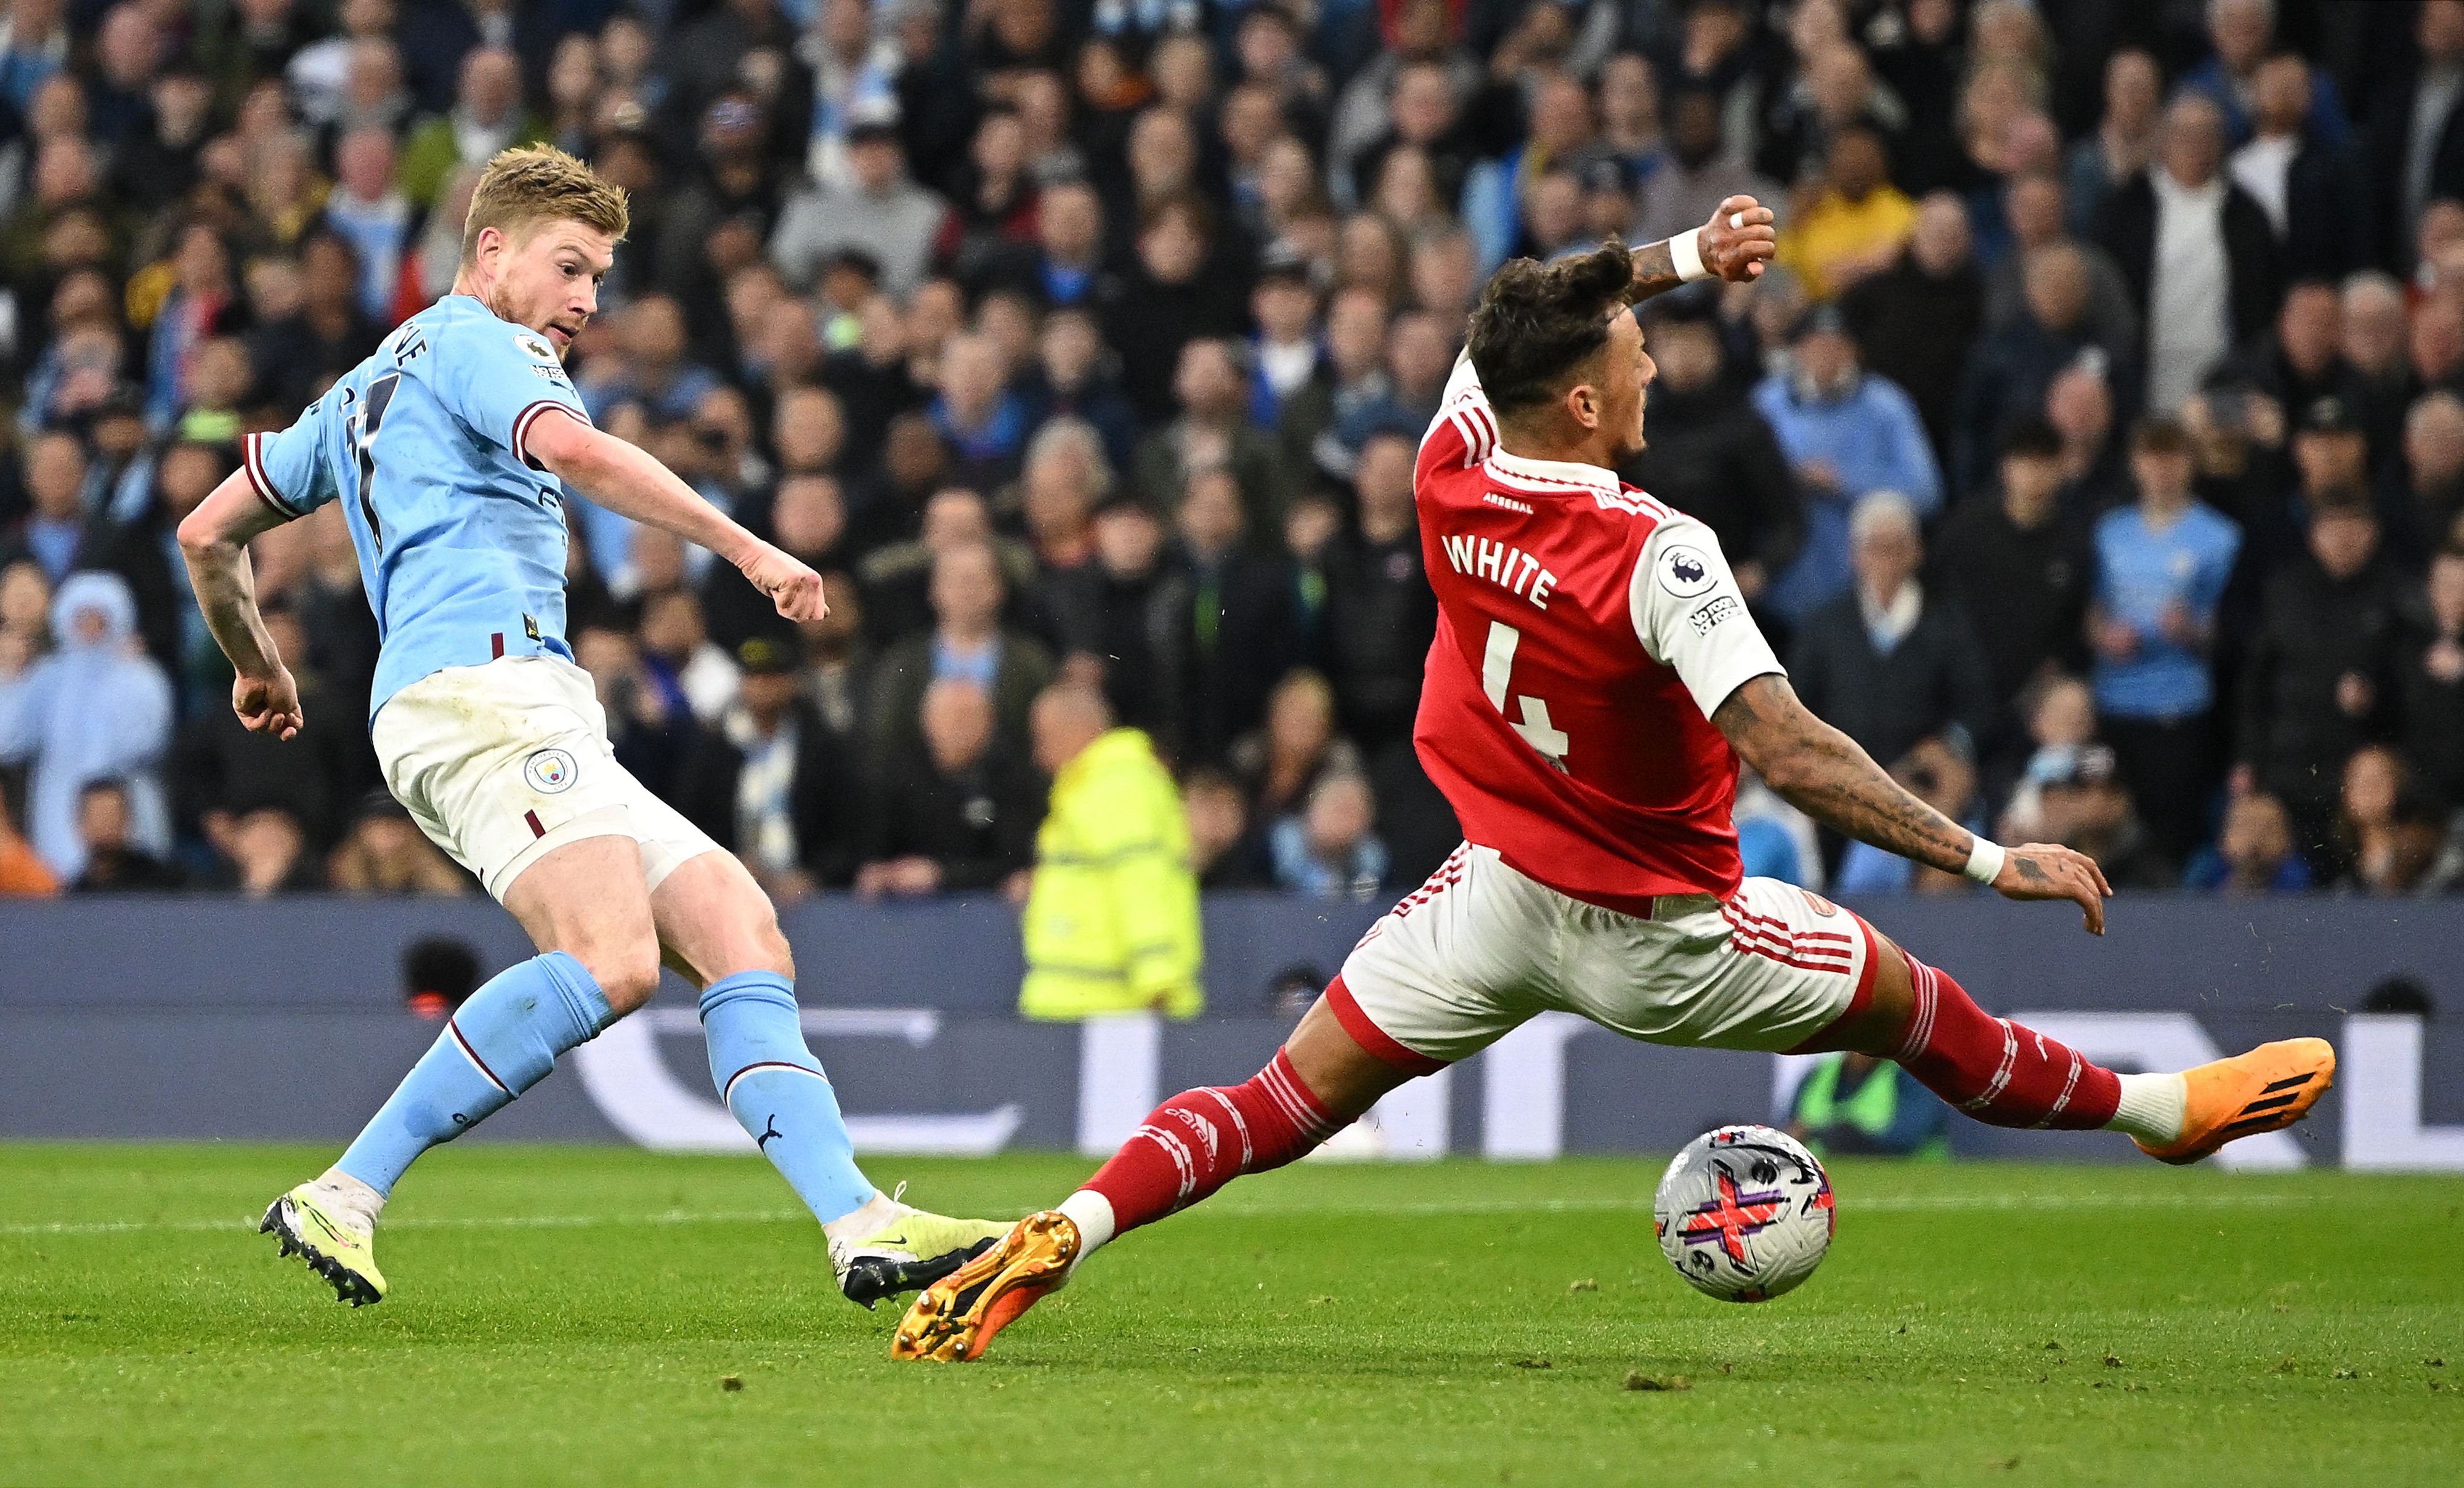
[2091,500,2240,721]
[244,294,593,722]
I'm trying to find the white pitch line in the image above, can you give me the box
[0,1189,2309,1237]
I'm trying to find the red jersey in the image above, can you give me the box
[1411,360,1786,910]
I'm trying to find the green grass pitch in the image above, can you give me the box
[2,1143,2457,1486]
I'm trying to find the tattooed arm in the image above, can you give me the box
[1627,195,1778,304]
[1711,674,2113,934]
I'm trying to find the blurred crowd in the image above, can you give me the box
[4,0,2464,905]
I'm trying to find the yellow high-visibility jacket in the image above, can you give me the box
[1019,729,1203,1020]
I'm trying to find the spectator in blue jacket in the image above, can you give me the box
[2180,0,2353,152]
[1753,304,1943,629]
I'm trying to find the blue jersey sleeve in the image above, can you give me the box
[429,317,593,471]
[244,397,340,519]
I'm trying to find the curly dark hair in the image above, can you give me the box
[1465,240,1636,414]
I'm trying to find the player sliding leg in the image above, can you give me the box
[895,918,2331,1362]
[891,670,2333,1362]
[1788,935,2332,1164]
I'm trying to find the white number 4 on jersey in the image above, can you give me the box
[1481,621,1570,770]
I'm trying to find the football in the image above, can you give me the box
[1653,1125,1836,1302]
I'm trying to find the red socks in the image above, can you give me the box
[1078,1049,1337,1236]
[1893,953,2120,1129]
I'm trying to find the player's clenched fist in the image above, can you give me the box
[1698,195,1778,282]
[233,665,304,742]
[740,542,828,623]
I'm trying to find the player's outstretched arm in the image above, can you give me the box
[1625,195,1777,305]
[177,469,305,741]
[526,408,825,623]
[1711,674,2113,934]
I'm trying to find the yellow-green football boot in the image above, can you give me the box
[259,1183,386,1306]
[829,1194,1013,1309]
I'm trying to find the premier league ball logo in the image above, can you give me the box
[523,748,578,795]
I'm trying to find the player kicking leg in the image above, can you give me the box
[259,830,1005,1309]
[646,846,1016,1303]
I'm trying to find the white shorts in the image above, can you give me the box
[1331,843,1882,1070]
[372,655,720,902]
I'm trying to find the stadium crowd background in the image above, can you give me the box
[2,0,2463,905]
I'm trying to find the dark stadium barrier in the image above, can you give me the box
[2,894,2458,1169]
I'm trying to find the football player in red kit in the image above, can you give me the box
[891,198,2336,1363]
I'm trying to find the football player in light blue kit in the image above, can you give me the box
[176,145,1005,1310]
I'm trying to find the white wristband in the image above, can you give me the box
[1669,229,1709,283]
[1963,836,2006,886]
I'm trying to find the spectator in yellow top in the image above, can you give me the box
[1777,124,1917,301]
[1018,684,1202,1021]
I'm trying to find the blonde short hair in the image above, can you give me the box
[460,144,630,266]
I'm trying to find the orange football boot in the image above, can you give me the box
[890,1211,1080,1362]
[2134,1037,2336,1165]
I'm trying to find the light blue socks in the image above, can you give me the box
[699,971,875,1226]
[334,959,872,1228]
[338,952,612,1196]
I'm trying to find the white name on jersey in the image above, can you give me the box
[1441,533,1558,610]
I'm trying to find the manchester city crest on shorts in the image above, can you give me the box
[523,747,578,795]
[1658,543,1717,599]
